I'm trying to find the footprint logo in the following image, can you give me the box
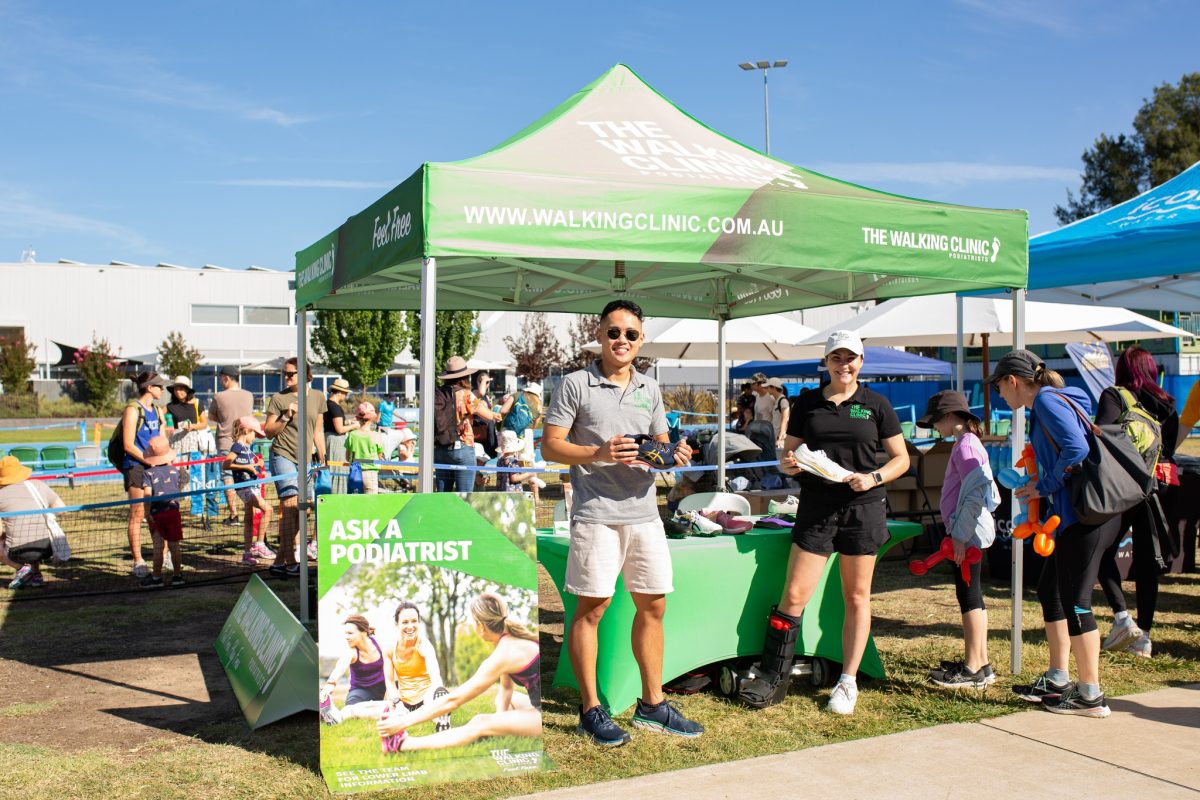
[991,236,1001,263]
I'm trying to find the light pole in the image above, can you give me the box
[738,60,788,155]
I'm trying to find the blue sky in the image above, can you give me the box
[1,0,1197,270]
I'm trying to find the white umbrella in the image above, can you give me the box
[585,314,820,360]
[797,295,1193,348]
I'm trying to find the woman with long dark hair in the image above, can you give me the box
[992,350,1121,717]
[320,615,390,724]
[377,592,541,753]
[1095,346,1179,658]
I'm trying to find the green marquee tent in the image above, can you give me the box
[292,62,1028,519]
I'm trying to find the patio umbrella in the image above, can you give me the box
[583,314,819,360]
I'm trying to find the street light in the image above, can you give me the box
[738,60,788,155]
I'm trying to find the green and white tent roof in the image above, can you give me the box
[296,64,1027,317]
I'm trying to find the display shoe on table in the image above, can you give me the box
[767,495,799,515]
[680,510,722,537]
[702,510,753,534]
[665,513,693,539]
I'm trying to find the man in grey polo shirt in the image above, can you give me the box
[542,299,703,747]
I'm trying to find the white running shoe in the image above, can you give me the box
[825,681,858,715]
[681,510,723,537]
[767,495,799,515]
[162,551,174,573]
[132,561,150,578]
[1102,616,1142,652]
[1127,633,1152,658]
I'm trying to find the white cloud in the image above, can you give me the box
[952,0,1079,35]
[208,178,398,189]
[0,187,159,254]
[810,161,1079,187]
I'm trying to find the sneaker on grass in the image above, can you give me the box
[825,680,858,715]
[252,542,276,559]
[1101,616,1142,652]
[162,551,174,573]
[319,697,342,726]
[140,575,164,588]
[241,552,258,567]
[132,561,150,579]
[631,698,704,737]
[433,686,452,733]
[1042,685,1111,718]
[933,660,997,685]
[8,564,33,589]
[1127,633,1152,658]
[929,662,991,689]
[1012,674,1069,703]
[170,574,186,587]
[576,705,631,747]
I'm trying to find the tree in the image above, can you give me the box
[156,330,203,381]
[311,309,404,393]
[400,311,480,375]
[0,333,37,395]
[73,335,124,409]
[503,313,564,382]
[1056,73,1200,224]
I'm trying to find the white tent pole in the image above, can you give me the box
[296,308,311,623]
[955,295,965,393]
[717,311,728,488]
[1010,288,1027,674]
[418,257,437,493]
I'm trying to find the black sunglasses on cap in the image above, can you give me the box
[605,327,641,342]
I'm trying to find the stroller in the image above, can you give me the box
[670,431,762,501]
[741,419,785,490]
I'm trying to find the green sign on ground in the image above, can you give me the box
[214,574,319,729]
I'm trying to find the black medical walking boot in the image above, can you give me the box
[737,606,801,709]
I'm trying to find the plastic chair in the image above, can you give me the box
[992,419,1012,437]
[7,446,38,467]
[900,421,915,440]
[677,491,752,516]
[72,445,103,467]
[39,445,70,469]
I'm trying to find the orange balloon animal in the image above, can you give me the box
[996,444,1061,557]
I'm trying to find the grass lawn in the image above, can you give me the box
[1,552,1198,800]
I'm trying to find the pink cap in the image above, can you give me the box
[355,402,376,421]
[237,415,265,437]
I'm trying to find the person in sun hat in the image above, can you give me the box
[915,390,1000,690]
[0,455,65,589]
[165,375,209,454]
[323,377,357,493]
[763,377,791,449]
[738,329,909,716]
[433,355,488,494]
[139,434,189,589]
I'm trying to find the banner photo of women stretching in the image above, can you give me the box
[316,492,546,794]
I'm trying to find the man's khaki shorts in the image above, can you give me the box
[565,519,673,597]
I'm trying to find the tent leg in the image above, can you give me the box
[418,257,437,494]
[296,308,311,624]
[717,314,727,489]
[955,295,964,393]
[1010,289,1026,675]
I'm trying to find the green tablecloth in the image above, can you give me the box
[537,519,922,714]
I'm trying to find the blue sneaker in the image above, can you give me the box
[631,698,704,737]
[576,705,631,747]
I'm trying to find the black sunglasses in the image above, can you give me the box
[283,370,298,377]
[605,327,641,342]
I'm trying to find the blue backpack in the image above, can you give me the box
[504,393,534,437]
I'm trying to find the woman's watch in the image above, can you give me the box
[872,471,883,485]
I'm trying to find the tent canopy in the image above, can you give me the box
[295,64,1028,318]
[1026,160,1200,309]
[732,348,952,379]
[799,294,1193,347]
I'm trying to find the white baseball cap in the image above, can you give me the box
[824,330,864,357]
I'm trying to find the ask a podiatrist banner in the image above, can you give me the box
[316,493,545,794]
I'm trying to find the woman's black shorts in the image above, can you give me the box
[793,498,889,556]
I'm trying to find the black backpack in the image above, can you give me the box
[433,385,460,448]
[107,401,162,469]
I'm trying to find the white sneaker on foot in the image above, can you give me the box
[1102,616,1142,652]
[1127,633,1152,658]
[825,681,858,715]
[132,561,150,578]
[162,551,174,573]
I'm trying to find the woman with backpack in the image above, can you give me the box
[119,372,170,578]
[991,350,1122,718]
[1094,346,1178,659]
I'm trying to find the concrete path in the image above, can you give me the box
[513,684,1200,800]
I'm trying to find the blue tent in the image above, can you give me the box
[1027,160,1200,310]
[731,347,951,379]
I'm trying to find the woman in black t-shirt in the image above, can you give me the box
[738,332,908,716]
[166,376,207,455]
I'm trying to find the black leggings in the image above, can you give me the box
[1097,500,1163,632]
[1038,517,1122,636]
[953,555,985,613]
